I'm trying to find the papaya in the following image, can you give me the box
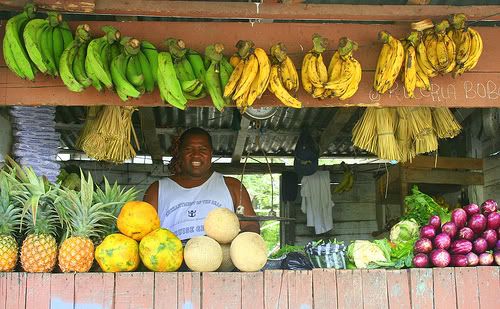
[139,228,183,272]
[95,233,140,272]
[117,201,160,241]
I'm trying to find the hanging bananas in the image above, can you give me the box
[448,14,483,78]
[85,26,121,91]
[325,37,362,100]
[374,31,405,94]
[334,163,354,194]
[401,32,420,98]
[204,43,228,111]
[223,40,271,113]
[301,34,328,99]
[157,49,187,109]
[268,43,302,109]
[423,20,456,74]
[59,24,91,92]
[167,38,206,100]
[3,4,37,80]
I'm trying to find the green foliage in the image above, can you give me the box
[402,185,450,226]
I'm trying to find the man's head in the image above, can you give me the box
[177,127,213,179]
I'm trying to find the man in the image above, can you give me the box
[144,127,260,241]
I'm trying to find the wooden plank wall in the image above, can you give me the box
[484,157,500,203]
[294,168,378,246]
[0,268,498,309]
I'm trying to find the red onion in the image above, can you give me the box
[466,252,479,266]
[486,212,500,230]
[458,227,474,241]
[450,255,468,267]
[414,238,433,254]
[495,251,500,266]
[468,214,487,234]
[413,253,429,268]
[434,233,451,250]
[430,249,451,268]
[482,229,498,249]
[463,203,480,217]
[451,208,467,229]
[428,215,441,230]
[481,199,498,215]
[473,238,488,254]
[496,239,500,252]
[420,225,436,239]
[450,239,473,255]
[441,222,457,239]
[479,252,494,266]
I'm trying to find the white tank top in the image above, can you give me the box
[157,172,235,241]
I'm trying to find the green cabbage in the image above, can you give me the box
[347,240,388,269]
[389,219,419,245]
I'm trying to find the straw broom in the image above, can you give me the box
[432,107,462,139]
[375,107,401,161]
[395,107,416,163]
[407,107,438,154]
[76,106,102,150]
[352,107,378,155]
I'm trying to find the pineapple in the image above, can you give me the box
[0,171,22,272]
[57,172,114,272]
[10,165,60,273]
[93,176,139,238]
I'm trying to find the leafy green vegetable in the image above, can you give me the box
[402,185,450,226]
[390,219,419,245]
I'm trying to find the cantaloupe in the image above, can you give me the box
[230,232,267,272]
[184,236,222,272]
[204,208,240,244]
[217,243,235,272]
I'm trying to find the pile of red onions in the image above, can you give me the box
[413,199,499,268]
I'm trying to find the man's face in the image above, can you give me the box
[179,134,213,179]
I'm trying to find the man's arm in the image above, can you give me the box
[224,177,260,234]
[143,181,159,212]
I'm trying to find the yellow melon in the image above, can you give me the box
[95,233,140,272]
[117,201,160,241]
[204,208,240,244]
[184,236,222,272]
[139,228,183,272]
[217,243,235,272]
[230,232,267,272]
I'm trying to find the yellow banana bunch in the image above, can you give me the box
[423,20,456,74]
[448,13,483,77]
[373,31,405,94]
[325,37,362,100]
[268,43,302,109]
[401,32,420,98]
[301,34,328,99]
[334,163,354,194]
[224,40,270,113]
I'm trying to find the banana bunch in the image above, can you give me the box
[204,43,233,111]
[224,40,271,113]
[325,37,362,100]
[3,4,37,80]
[422,20,456,74]
[85,26,122,91]
[59,24,92,92]
[374,31,405,94]
[301,34,329,99]
[109,37,146,101]
[448,13,483,77]
[166,38,206,100]
[268,43,301,108]
[401,32,421,97]
[157,50,187,110]
[334,163,354,194]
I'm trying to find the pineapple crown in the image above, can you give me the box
[56,171,116,241]
[0,171,22,236]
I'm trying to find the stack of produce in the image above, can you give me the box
[268,43,302,108]
[224,40,271,113]
[9,106,60,182]
[301,34,329,99]
[413,199,499,268]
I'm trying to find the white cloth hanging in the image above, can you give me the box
[300,170,334,234]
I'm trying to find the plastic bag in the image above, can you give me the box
[280,252,313,270]
[305,239,347,269]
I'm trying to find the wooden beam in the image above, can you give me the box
[406,0,431,5]
[319,107,357,153]
[405,169,484,185]
[403,156,484,170]
[138,107,163,162]
[231,117,251,163]
[1,1,498,22]
[1,21,498,108]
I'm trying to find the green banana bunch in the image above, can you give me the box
[140,41,159,84]
[167,38,206,100]
[59,24,91,92]
[110,37,143,101]
[334,163,354,194]
[85,26,121,91]
[3,4,37,80]
[157,51,187,109]
[204,43,227,111]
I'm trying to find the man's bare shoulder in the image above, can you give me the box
[223,176,242,188]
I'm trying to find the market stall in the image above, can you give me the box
[0,1,499,308]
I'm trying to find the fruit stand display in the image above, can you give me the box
[0,1,499,308]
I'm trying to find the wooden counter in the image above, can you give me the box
[1,267,498,308]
